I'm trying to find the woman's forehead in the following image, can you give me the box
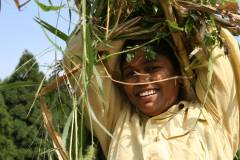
[122,50,172,69]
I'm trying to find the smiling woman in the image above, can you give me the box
[120,40,181,116]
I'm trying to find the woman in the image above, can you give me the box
[120,40,181,117]
[64,28,239,159]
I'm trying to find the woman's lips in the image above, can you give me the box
[136,88,160,102]
[138,89,157,97]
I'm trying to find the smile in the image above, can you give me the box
[138,89,157,97]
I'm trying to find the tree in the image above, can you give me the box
[0,50,75,159]
[0,91,18,160]
[2,50,49,160]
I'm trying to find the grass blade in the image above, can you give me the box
[67,1,72,34]
[0,81,40,91]
[62,111,73,149]
[203,55,213,105]
[39,97,68,160]
[34,17,69,42]
[34,0,64,12]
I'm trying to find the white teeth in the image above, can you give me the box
[139,89,156,97]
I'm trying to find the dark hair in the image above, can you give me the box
[120,39,180,74]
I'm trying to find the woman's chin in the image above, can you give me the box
[139,103,159,116]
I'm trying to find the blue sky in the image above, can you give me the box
[0,0,78,80]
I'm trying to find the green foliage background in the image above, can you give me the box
[0,50,75,159]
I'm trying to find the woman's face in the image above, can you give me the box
[121,49,180,116]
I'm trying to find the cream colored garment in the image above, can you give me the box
[64,30,239,159]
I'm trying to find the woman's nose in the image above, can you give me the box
[136,73,151,83]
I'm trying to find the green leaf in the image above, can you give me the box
[207,57,213,89]
[34,17,69,42]
[209,0,217,5]
[185,14,196,33]
[126,52,135,62]
[62,111,73,148]
[93,66,103,96]
[203,55,213,105]
[236,149,240,159]
[85,25,96,80]
[34,0,64,12]
[83,145,96,160]
[204,30,218,46]
[144,46,156,61]
[0,81,40,91]
[166,20,184,32]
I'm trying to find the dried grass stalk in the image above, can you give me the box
[39,97,69,160]
[159,0,195,100]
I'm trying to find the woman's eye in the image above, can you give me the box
[124,70,136,78]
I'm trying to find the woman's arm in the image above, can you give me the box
[63,29,126,155]
[195,28,240,152]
